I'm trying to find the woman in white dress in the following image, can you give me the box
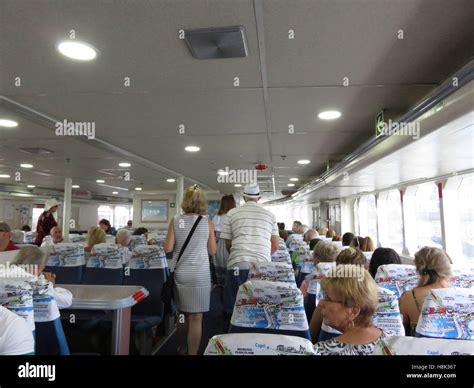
[164,185,216,355]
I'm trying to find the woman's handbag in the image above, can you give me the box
[161,216,202,303]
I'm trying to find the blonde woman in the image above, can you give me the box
[85,227,107,253]
[313,265,392,355]
[310,247,368,342]
[399,247,453,336]
[164,185,217,355]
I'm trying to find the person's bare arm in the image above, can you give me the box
[208,220,217,256]
[225,239,232,253]
[271,235,279,254]
[309,302,324,344]
[164,219,175,253]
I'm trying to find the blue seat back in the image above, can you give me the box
[34,318,70,355]
[123,268,166,316]
[45,265,84,284]
[81,267,124,285]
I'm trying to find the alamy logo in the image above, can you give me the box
[18,363,55,381]
[380,119,420,140]
[55,119,95,139]
[217,167,257,184]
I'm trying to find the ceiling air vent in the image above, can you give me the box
[19,147,54,155]
[184,26,248,59]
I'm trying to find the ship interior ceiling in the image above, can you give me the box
[0,0,473,203]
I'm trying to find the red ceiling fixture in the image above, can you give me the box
[255,164,268,171]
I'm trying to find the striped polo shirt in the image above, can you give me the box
[220,201,279,269]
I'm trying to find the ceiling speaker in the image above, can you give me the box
[184,26,248,59]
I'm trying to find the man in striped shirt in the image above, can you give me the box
[220,183,279,316]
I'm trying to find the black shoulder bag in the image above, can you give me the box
[161,215,203,303]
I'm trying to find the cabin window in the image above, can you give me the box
[377,190,403,253]
[458,174,474,261]
[358,194,377,243]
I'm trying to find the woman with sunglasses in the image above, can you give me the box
[313,264,393,355]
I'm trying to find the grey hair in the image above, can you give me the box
[12,245,48,269]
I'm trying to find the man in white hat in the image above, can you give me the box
[34,198,61,246]
[220,183,279,317]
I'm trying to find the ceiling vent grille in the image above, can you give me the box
[19,147,54,155]
[184,26,248,59]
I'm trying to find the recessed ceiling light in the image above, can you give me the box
[287,183,295,187]
[20,163,33,168]
[318,110,341,120]
[57,41,97,61]
[0,119,18,128]
[297,160,310,165]
[234,184,242,187]
[166,178,176,183]
[72,185,80,189]
[0,174,10,178]
[112,191,118,195]
[27,185,35,188]
[118,162,131,167]
[135,187,142,191]
[289,178,299,182]
[185,146,200,152]
[96,179,105,183]
[217,169,228,176]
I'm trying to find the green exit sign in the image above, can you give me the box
[375,110,385,138]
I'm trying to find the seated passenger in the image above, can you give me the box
[0,305,35,355]
[99,219,117,236]
[286,221,304,249]
[336,247,368,268]
[313,265,393,355]
[360,236,375,252]
[21,225,32,232]
[304,229,319,243]
[342,232,355,247]
[41,226,63,246]
[12,246,73,310]
[326,229,336,239]
[132,227,149,239]
[0,222,18,252]
[399,247,452,336]
[115,228,131,247]
[368,248,401,278]
[318,227,328,236]
[126,220,133,230]
[300,241,341,297]
[332,235,341,242]
[310,247,368,341]
[84,226,107,253]
[309,238,322,251]
[350,235,364,249]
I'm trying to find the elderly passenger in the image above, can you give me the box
[115,229,131,247]
[304,229,319,243]
[0,222,18,251]
[313,265,392,355]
